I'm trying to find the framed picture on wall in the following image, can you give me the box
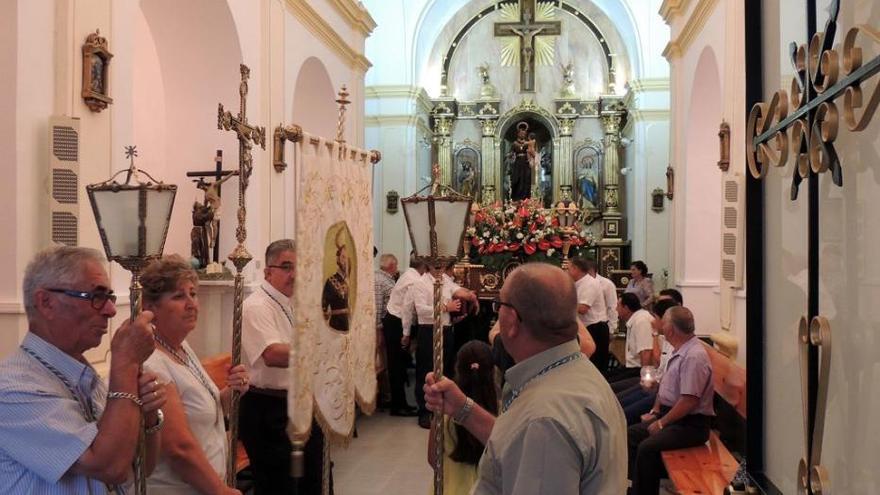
[82,30,114,113]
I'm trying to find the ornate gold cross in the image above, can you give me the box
[494,0,560,92]
[217,63,265,487]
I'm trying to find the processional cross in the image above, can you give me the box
[217,63,266,487]
[494,0,561,92]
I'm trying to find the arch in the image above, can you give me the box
[496,102,560,140]
[292,57,337,139]
[136,0,244,260]
[682,45,722,280]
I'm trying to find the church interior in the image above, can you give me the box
[2,0,879,493]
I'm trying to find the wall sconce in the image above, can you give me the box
[651,188,665,212]
[718,121,731,172]
[665,165,675,200]
[386,190,399,214]
[272,123,303,172]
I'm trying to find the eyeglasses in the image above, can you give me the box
[46,288,117,310]
[267,263,295,273]
[492,298,522,322]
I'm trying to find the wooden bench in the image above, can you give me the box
[660,341,746,495]
[200,353,251,475]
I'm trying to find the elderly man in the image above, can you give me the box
[425,263,627,494]
[0,246,165,493]
[568,257,610,373]
[627,306,714,495]
[240,239,329,494]
[584,258,619,333]
[374,253,398,408]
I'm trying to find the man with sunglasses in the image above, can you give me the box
[240,239,330,494]
[424,263,627,494]
[0,246,165,493]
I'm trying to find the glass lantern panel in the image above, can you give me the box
[91,188,141,257]
[434,199,470,258]
[402,200,431,258]
[145,189,175,256]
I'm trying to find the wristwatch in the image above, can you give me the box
[145,408,165,435]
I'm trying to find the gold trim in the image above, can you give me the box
[284,0,372,72]
[662,0,719,61]
[659,0,691,21]
[328,0,377,36]
[628,78,670,93]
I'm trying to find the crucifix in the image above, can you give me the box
[494,0,561,92]
[217,63,266,487]
[186,150,239,266]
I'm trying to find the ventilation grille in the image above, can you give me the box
[49,117,80,247]
[720,174,745,287]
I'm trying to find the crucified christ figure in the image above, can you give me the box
[196,171,238,264]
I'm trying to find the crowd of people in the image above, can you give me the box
[0,243,714,495]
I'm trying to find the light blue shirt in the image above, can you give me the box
[0,332,113,494]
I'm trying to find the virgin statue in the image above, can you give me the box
[509,122,534,201]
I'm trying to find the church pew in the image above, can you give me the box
[660,341,746,495]
[200,353,251,475]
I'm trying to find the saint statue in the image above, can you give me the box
[508,122,535,201]
[478,62,496,99]
[459,160,476,198]
[193,172,237,266]
[578,155,599,208]
[322,229,351,332]
[559,62,577,98]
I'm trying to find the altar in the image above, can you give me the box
[425,0,633,294]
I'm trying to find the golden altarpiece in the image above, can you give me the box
[427,0,632,295]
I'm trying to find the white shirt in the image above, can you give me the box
[401,272,461,331]
[575,275,605,326]
[242,280,293,389]
[596,274,619,332]
[145,342,227,493]
[385,267,422,319]
[624,308,655,368]
[658,336,674,372]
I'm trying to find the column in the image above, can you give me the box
[433,116,454,187]
[479,117,498,204]
[600,111,624,239]
[555,118,575,201]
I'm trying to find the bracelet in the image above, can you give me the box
[453,397,475,425]
[145,409,165,435]
[107,391,143,408]
[657,419,664,430]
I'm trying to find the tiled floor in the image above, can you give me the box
[332,411,432,495]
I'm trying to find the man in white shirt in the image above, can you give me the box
[608,291,655,383]
[381,258,427,416]
[239,239,327,494]
[403,262,478,428]
[586,260,619,334]
[568,258,610,373]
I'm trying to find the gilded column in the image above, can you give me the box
[433,116,454,187]
[555,118,575,202]
[479,118,498,204]
[600,110,624,238]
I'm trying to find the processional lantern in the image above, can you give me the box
[86,145,176,495]
[400,165,472,495]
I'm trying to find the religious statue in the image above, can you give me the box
[191,201,213,269]
[322,229,351,332]
[478,63,496,99]
[430,162,441,196]
[577,155,599,209]
[508,121,535,201]
[559,62,577,98]
[511,9,546,86]
[459,160,476,198]
[194,171,237,267]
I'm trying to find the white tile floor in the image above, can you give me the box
[332,411,433,495]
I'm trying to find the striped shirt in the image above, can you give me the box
[0,332,115,494]
[374,269,396,327]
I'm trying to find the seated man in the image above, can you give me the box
[627,306,714,495]
[0,246,165,492]
[608,292,655,383]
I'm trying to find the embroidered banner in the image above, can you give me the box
[289,132,376,443]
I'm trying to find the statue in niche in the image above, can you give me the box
[478,63,496,99]
[577,154,599,209]
[459,160,476,198]
[508,122,535,201]
[559,62,577,98]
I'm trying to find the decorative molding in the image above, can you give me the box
[0,301,24,314]
[364,114,431,133]
[328,0,377,36]
[662,0,719,61]
[629,109,670,122]
[628,78,671,93]
[365,85,425,100]
[659,0,692,22]
[284,0,372,72]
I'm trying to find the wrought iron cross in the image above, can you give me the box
[494,0,561,92]
[217,63,265,487]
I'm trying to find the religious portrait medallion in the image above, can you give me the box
[321,222,357,333]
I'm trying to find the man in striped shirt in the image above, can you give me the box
[0,246,165,493]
